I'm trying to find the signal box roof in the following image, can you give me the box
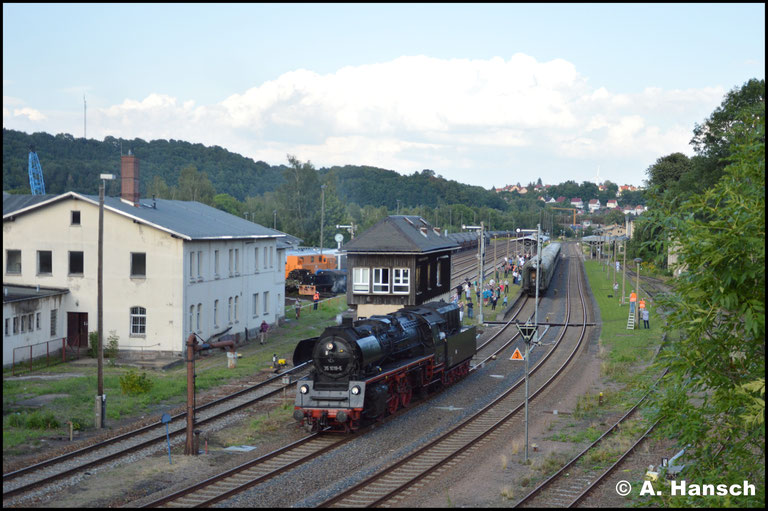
[342,215,459,254]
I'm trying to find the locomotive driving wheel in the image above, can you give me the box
[387,385,400,414]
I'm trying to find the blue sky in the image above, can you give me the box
[3,3,764,190]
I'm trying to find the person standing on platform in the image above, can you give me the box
[313,291,320,310]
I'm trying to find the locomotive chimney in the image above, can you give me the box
[340,310,355,327]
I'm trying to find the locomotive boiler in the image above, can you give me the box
[521,242,562,296]
[292,301,476,432]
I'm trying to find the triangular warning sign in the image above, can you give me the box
[510,347,524,360]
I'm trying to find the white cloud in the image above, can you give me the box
[2,54,727,188]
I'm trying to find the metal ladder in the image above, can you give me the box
[626,309,636,329]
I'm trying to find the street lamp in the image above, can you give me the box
[96,173,114,428]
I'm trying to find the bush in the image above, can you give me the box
[88,330,119,360]
[119,369,154,396]
[8,411,60,430]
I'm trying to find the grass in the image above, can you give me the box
[2,296,348,452]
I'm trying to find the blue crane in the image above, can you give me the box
[28,145,46,195]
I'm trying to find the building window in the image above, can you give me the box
[197,251,203,278]
[131,253,146,277]
[130,306,146,336]
[263,247,268,269]
[234,296,239,322]
[50,309,57,336]
[228,297,233,323]
[189,305,194,334]
[5,318,9,336]
[6,249,21,274]
[263,291,269,314]
[372,268,390,293]
[254,247,259,272]
[352,267,370,293]
[36,312,41,330]
[235,248,240,275]
[393,268,410,294]
[196,304,202,332]
[38,250,53,274]
[71,211,81,225]
[214,250,220,277]
[435,262,442,287]
[21,315,26,333]
[252,293,259,317]
[270,247,274,268]
[13,316,19,335]
[69,251,84,275]
[214,299,219,327]
[189,252,196,279]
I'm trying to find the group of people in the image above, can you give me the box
[451,275,516,322]
[628,289,651,329]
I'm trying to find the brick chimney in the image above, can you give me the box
[121,151,140,206]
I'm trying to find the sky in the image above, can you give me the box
[3,3,764,190]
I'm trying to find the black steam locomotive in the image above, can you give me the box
[292,301,476,432]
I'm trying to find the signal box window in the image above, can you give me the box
[71,211,81,225]
[393,268,410,294]
[372,268,390,293]
[131,253,146,277]
[352,267,370,293]
[69,251,84,275]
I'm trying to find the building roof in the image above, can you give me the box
[3,192,289,242]
[3,284,69,304]
[342,215,459,254]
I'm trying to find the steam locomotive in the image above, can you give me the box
[292,301,476,432]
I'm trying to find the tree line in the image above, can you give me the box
[4,127,640,247]
[639,77,764,506]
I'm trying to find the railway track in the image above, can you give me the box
[2,362,310,501]
[140,293,534,507]
[514,372,666,507]
[319,246,591,507]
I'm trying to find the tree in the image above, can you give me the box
[176,164,216,204]
[646,105,764,506]
[645,152,692,194]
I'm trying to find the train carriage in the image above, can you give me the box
[521,242,562,296]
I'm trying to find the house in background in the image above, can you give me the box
[588,198,601,212]
[3,154,289,363]
[342,215,459,318]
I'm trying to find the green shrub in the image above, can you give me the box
[105,330,119,359]
[119,369,153,396]
[9,411,61,430]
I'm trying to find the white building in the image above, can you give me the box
[3,156,291,362]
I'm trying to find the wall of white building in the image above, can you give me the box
[4,197,286,354]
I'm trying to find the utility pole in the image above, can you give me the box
[96,173,114,428]
[622,239,627,306]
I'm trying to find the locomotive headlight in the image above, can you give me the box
[351,385,361,395]
[299,384,310,394]
[325,342,335,351]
